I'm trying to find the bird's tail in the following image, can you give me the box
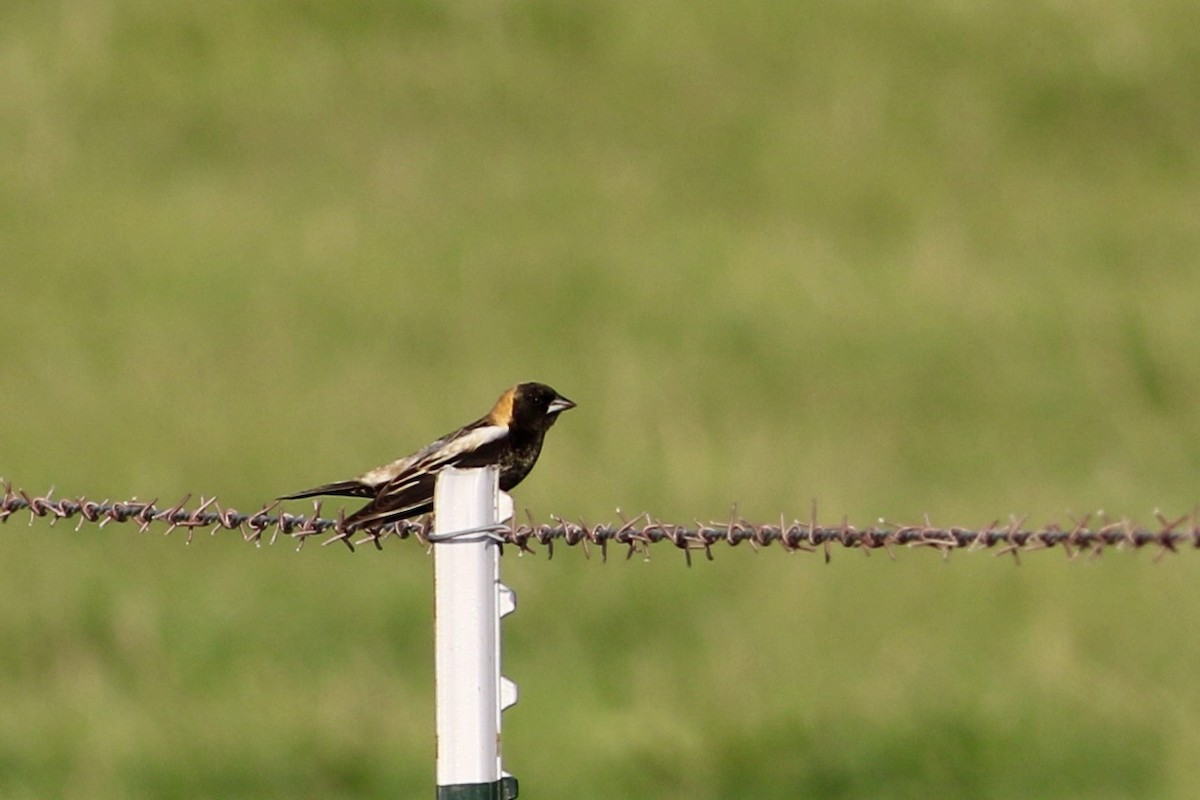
[278,479,374,501]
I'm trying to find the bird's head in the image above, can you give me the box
[490,382,575,428]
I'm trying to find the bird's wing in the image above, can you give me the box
[344,471,440,526]
[346,423,510,527]
[413,423,510,468]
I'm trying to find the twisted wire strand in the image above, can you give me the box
[2,484,1197,563]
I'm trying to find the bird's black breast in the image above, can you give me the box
[496,432,546,490]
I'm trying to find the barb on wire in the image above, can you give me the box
[1,483,1197,563]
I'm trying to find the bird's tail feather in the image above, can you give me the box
[278,479,374,501]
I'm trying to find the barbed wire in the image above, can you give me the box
[2,484,1198,563]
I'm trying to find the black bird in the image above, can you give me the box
[280,382,575,528]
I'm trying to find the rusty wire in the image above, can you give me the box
[2,484,1198,563]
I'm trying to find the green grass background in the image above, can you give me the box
[3,1,1200,797]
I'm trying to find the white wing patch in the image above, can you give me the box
[425,425,507,465]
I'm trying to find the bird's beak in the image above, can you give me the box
[548,395,576,415]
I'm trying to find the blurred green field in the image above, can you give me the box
[3,1,1200,797]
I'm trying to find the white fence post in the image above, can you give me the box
[433,467,518,800]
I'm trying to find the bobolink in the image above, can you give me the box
[280,382,575,528]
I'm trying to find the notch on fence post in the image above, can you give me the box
[433,466,519,800]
